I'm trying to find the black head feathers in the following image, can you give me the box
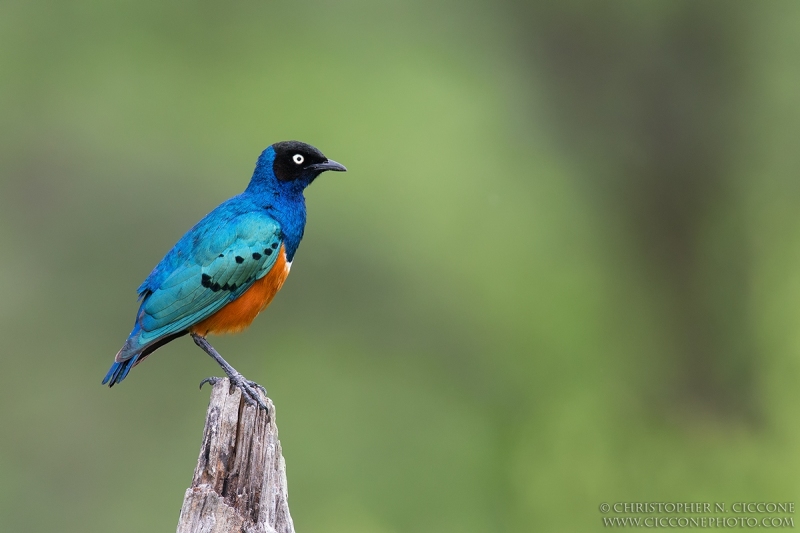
[272,141,329,182]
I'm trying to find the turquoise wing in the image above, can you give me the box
[121,212,282,358]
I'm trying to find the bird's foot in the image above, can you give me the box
[233,376,269,410]
[199,375,268,410]
[245,380,268,397]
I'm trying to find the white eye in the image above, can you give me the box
[292,154,304,165]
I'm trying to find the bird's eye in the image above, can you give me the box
[293,154,304,165]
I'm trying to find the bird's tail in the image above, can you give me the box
[102,352,141,387]
[102,330,187,387]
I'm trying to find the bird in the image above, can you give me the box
[103,141,346,409]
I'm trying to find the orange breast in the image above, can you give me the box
[190,246,291,337]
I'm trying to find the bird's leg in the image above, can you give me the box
[191,333,268,410]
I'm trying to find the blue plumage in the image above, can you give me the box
[103,142,346,394]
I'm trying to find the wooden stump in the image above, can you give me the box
[176,379,295,533]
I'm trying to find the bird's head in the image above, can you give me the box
[248,141,346,195]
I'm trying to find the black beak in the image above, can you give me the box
[308,159,347,172]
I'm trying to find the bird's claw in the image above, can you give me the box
[246,380,268,397]
[199,376,223,389]
[234,378,269,410]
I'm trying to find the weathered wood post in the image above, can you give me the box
[176,379,295,533]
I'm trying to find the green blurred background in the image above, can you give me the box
[2,1,800,531]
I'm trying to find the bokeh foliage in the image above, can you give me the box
[2,1,800,531]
